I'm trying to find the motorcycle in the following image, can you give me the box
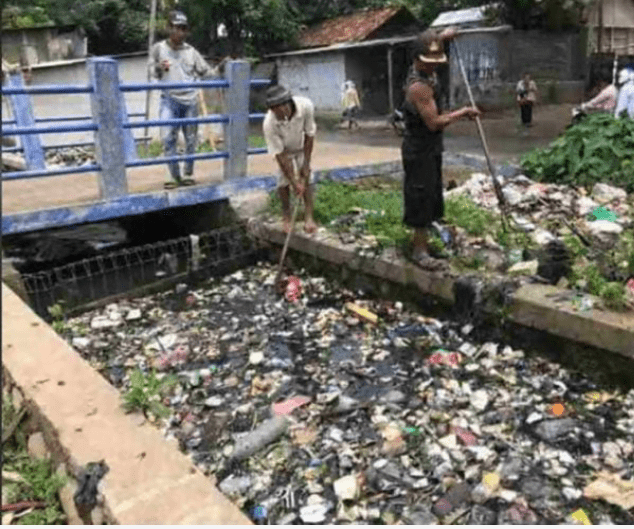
[569,106,588,128]
[390,108,406,136]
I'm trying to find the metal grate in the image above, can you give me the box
[21,223,262,318]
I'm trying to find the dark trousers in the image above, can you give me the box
[520,102,533,125]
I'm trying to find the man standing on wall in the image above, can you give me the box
[149,11,222,189]
[263,85,318,234]
[516,72,538,127]
[402,29,480,269]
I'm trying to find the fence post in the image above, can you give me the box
[88,58,128,198]
[7,73,46,171]
[223,60,250,180]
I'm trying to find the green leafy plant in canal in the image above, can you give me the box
[520,113,634,193]
[122,368,177,419]
[47,302,67,334]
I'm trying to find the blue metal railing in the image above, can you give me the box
[1,59,271,191]
[2,112,146,125]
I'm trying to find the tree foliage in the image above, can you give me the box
[2,0,597,57]
[3,0,150,55]
[491,0,594,31]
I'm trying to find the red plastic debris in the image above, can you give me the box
[451,426,478,446]
[426,350,463,367]
[285,276,302,302]
[502,503,538,524]
[272,395,311,416]
[185,294,197,306]
[156,345,189,370]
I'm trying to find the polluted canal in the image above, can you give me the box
[48,255,634,525]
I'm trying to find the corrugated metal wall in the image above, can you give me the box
[277,52,345,111]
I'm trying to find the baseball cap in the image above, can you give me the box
[170,11,188,27]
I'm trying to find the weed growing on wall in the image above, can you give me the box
[122,369,177,419]
[520,114,634,192]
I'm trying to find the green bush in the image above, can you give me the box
[520,113,634,192]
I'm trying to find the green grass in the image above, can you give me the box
[444,194,499,237]
[2,396,67,525]
[268,179,410,248]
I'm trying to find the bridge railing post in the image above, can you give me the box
[88,58,128,198]
[7,73,46,171]
[223,60,250,180]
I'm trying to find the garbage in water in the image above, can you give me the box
[284,276,302,303]
[583,472,634,510]
[569,508,592,525]
[58,262,634,524]
[344,302,378,324]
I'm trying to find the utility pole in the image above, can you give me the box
[144,0,158,153]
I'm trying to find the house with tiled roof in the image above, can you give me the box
[268,6,422,114]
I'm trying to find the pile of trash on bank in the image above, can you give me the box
[63,263,634,525]
[283,172,634,311]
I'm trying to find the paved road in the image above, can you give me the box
[2,104,575,215]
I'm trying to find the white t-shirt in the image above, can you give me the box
[263,96,317,156]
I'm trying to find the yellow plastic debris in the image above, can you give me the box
[483,472,501,493]
[570,509,592,525]
[344,302,378,324]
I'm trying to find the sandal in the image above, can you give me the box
[181,178,196,186]
[164,181,179,190]
[410,251,448,271]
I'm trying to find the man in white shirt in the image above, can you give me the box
[615,67,634,119]
[516,72,539,127]
[263,85,317,234]
[148,11,221,188]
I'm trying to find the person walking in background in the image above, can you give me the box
[263,85,318,235]
[516,72,538,127]
[614,67,634,119]
[149,11,222,189]
[402,28,480,269]
[341,80,361,129]
[580,74,617,114]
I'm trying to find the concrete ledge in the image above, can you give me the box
[1,283,251,525]
[256,223,634,360]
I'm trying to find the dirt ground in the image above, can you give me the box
[323,103,577,165]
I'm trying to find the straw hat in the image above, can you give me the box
[413,31,447,64]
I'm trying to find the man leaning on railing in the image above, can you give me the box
[148,10,225,189]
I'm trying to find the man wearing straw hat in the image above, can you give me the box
[263,85,318,234]
[149,11,222,189]
[402,28,480,269]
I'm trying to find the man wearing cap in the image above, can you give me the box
[149,11,222,188]
[263,85,318,234]
[402,28,480,269]
[614,67,634,119]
